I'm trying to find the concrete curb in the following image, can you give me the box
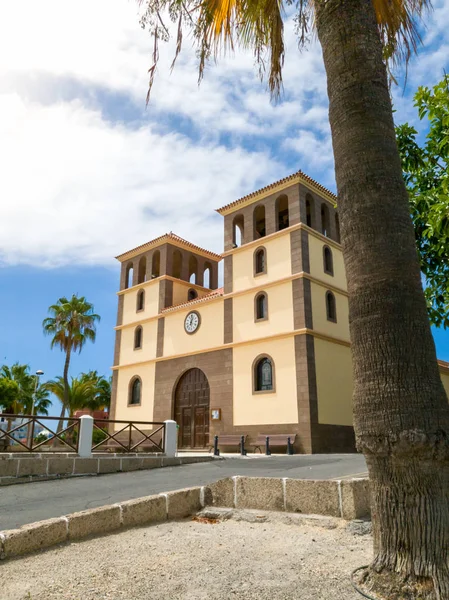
[0,476,370,560]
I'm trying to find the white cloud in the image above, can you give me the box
[0,0,448,267]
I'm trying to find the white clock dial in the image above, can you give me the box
[185,311,200,334]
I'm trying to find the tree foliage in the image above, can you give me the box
[0,378,20,413]
[0,363,52,415]
[396,74,449,328]
[138,0,428,102]
[43,371,110,417]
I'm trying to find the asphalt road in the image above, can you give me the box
[0,453,367,530]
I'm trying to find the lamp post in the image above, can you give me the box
[27,370,44,448]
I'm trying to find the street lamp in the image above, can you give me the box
[27,370,44,448]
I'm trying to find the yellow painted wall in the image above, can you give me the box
[315,338,353,426]
[233,234,292,293]
[122,282,160,324]
[440,371,449,399]
[172,280,210,307]
[308,234,347,290]
[233,281,293,343]
[119,320,158,365]
[114,362,155,424]
[163,300,224,356]
[233,337,298,426]
[310,281,350,341]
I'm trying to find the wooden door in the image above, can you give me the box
[174,368,210,449]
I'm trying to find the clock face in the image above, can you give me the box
[184,311,200,334]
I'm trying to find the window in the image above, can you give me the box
[253,205,266,239]
[276,195,289,230]
[136,290,145,312]
[151,250,160,278]
[255,292,268,321]
[335,214,341,243]
[188,289,198,301]
[326,291,337,322]
[134,326,143,349]
[189,255,198,284]
[233,214,244,247]
[254,247,266,276]
[254,356,274,392]
[172,250,182,279]
[323,246,334,276]
[321,203,330,237]
[137,256,147,284]
[129,377,141,405]
[306,194,314,228]
[125,263,133,289]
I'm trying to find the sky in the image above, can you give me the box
[1,0,449,416]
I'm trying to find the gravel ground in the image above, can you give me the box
[1,510,372,600]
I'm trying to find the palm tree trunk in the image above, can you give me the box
[315,0,449,597]
[57,348,71,434]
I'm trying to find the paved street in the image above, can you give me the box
[0,453,367,530]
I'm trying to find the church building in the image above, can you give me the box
[109,170,449,453]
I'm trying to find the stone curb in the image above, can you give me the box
[0,477,370,561]
[0,454,215,486]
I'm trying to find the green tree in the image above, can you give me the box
[79,371,111,410]
[0,364,52,416]
[0,378,20,413]
[44,376,96,418]
[137,0,449,597]
[396,74,449,328]
[42,296,100,431]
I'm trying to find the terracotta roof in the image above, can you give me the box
[115,232,222,262]
[438,359,449,369]
[216,169,337,215]
[162,287,224,313]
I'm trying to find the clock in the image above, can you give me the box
[184,311,201,334]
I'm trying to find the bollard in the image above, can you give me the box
[265,436,271,456]
[240,435,247,456]
[287,436,294,455]
[214,435,220,456]
[78,415,94,458]
[164,420,178,457]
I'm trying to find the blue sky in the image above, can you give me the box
[1,0,449,417]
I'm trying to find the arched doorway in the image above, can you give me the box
[174,368,210,448]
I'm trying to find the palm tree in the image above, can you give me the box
[42,295,100,431]
[79,371,111,411]
[44,375,98,418]
[137,0,449,597]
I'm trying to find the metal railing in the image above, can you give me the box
[92,420,166,453]
[0,414,80,452]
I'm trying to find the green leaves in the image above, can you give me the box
[396,74,449,328]
[43,371,111,415]
[0,363,52,415]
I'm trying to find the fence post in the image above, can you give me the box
[164,420,177,457]
[78,416,94,458]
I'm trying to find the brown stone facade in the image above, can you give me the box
[223,298,233,344]
[153,349,233,444]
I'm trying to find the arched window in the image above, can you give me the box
[255,292,268,321]
[233,214,244,247]
[151,250,160,278]
[335,213,341,243]
[203,262,211,288]
[134,326,143,349]
[305,194,314,228]
[253,205,266,239]
[125,263,133,289]
[254,247,266,276]
[189,255,198,284]
[276,195,289,231]
[254,356,274,392]
[129,377,141,405]
[137,256,147,284]
[326,291,337,322]
[323,246,334,276]
[321,203,330,237]
[188,289,198,301]
[172,250,182,279]
[136,289,145,312]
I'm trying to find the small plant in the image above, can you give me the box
[92,427,108,445]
